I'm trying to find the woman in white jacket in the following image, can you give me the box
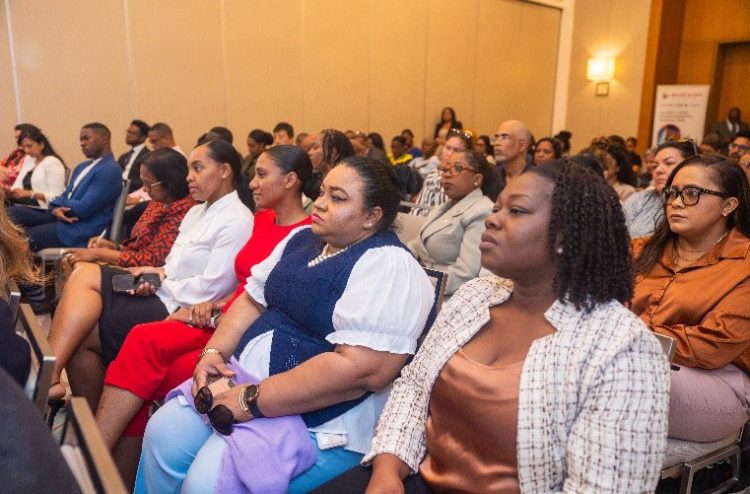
[8,128,66,208]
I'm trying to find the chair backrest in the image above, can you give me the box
[396,211,426,245]
[7,288,21,325]
[653,332,677,362]
[418,268,449,348]
[60,397,127,493]
[399,200,433,213]
[10,282,56,412]
[108,179,131,245]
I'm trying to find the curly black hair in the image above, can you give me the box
[527,160,634,311]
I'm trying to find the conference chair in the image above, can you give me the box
[654,332,743,494]
[10,281,56,414]
[60,397,127,493]
[36,180,131,299]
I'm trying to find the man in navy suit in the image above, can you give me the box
[9,122,123,250]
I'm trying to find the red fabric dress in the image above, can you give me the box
[104,209,311,436]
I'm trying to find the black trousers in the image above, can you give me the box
[311,466,433,494]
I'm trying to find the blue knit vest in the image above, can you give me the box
[234,228,406,427]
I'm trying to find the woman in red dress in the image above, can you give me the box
[95,145,318,486]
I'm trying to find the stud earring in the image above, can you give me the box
[556,246,564,255]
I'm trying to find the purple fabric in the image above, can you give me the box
[166,358,316,493]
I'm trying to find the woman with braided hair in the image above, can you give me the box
[318,159,670,493]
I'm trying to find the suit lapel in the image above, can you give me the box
[420,189,482,242]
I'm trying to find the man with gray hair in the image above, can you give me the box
[486,120,533,200]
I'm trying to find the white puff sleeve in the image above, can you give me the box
[328,246,434,354]
[244,226,311,307]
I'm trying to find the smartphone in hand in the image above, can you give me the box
[112,272,162,293]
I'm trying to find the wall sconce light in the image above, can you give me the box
[587,57,615,97]
[587,57,615,81]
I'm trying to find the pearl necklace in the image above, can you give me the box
[307,244,349,268]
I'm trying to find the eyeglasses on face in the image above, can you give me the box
[729,142,750,154]
[142,181,163,192]
[661,185,731,206]
[438,163,479,176]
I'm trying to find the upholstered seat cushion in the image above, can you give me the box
[662,431,740,469]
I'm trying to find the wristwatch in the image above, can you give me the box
[239,383,264,419]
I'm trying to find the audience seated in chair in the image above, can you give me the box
[0,123,38,189]
[8,122,123,251]
[487,120,533,201]
[118,119,150,194]
[273,122,295,146]
[407,150,493,296]
[623,140,697,239]
[412,129,474,216]
[7,127,66,209]
[317,159,669,493]
[94,145,315,487]
[65,148,194,268]
[631,154,750,442]
[45,140,252,416]
[136,156,434,493]
[388,136,413,166]
[305,129,355,212]
[408,137,440,180]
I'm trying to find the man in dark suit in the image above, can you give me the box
[710,107,750,147]
[118,119,150,192]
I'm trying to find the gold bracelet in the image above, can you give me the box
[198,347,226,362]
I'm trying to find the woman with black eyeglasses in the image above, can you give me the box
[631,154,750,442]
[623,140,698,238]
[408,149,493,296]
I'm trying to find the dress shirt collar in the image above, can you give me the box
[200,190,239,213]
[661,227,750,271]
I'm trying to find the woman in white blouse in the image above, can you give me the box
[408,149,493,295]
[46,139,253,408]
[317,160,671,493]
[136,157,434,494]
[7,128,66,208]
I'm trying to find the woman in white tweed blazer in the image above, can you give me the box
[315,160,671,493]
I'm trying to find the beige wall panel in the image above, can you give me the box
[368,0,428,142]
[0,2,19,152]
[678,0,750,84]
[717,43,750,123]
[223,0,305,142]
[473,0,560,138]
[299,0,369,134]
[10,0,130,165]
[566,0,651,151]
[127,0,225,154]
[423,0,478,140]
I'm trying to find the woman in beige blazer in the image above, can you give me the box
[408,149,493,295]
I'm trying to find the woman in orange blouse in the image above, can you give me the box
[632,154,750,441]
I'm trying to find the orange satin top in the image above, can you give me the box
[419,349,522,493]
[632,228,750,372]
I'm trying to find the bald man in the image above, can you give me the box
[486,120,533,199]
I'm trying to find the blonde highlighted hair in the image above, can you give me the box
[0,200,43,289]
